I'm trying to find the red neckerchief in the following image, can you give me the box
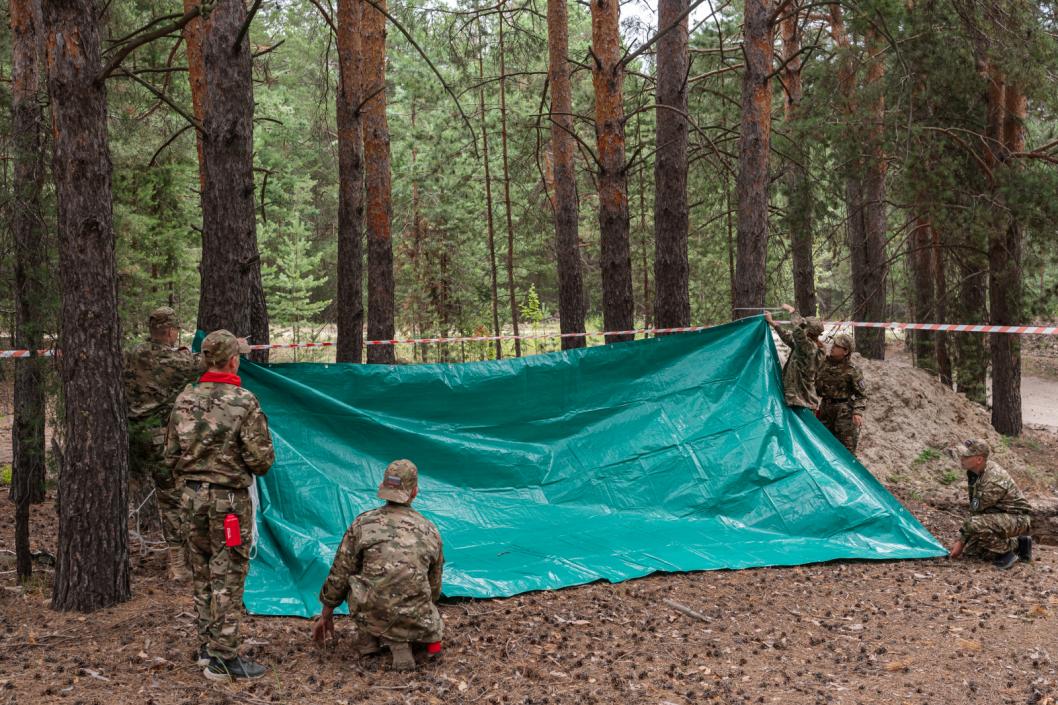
[198,371,242,387]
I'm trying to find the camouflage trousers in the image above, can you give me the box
[129,419,182,549]
[961,512,1031,557]
[817,402,859,454]
[181,483,253,660]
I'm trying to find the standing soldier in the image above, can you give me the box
[949,439,1032,570]
[124,306,201,581]
[312,459,444,671]
[815,333,867,454]
[165,330,274,681]
[764,303,826,411]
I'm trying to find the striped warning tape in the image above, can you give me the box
[2,320,1055,358]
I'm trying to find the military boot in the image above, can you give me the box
[354,633,382,656]
[387,642,416,671]
[168,545,192,582]
[1018,536,1033,562]
[203,655,267,682]
[993,551,1019,570]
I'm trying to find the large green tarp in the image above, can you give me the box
[237,317,945,617]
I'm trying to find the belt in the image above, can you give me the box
[822,397,850,403]
[185,480,241,491]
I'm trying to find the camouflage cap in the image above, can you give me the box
[201,329,250,367]
[149,306,181,332]
[957,438,991,458]
[804,317,825,338]
[378,459,418,504]
[831,333,855,352]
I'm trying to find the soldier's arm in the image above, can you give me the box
[428,539,445,603]
[319,524,361,609]
[162,408,181,471]
[850,367,867,414]
[239,401,275,476]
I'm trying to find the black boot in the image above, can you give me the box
[993,551,1019,570]
[1018,536,1033,562]
[196,645,210,667]
[203,655,267,682]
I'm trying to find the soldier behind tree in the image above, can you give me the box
[164,330,275,681]
[312,459,444,672]
[123,306,202,581]
[764,303,826,410]
[948,439,1032,570]
[815,333,867,454]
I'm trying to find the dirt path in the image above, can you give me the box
[1023,374,1058,432]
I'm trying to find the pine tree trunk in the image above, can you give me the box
[182,0,206,187]
[10,0,48,584]
[932,228,953,387]
[955,234,989,404]
[990,83,1025,435]
[477,25,502,359]
[910,217,936,371]
[363,0,395,364]
[652,0,690,329]
[336,0,365,363]
[780,6,816,316]
[194,0,270,358]
[546,0,586,350]
[590,0,634,342]
[497,13,522,356]
[42,0,130,611]
[733,0,773,319]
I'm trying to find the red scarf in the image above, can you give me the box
[199,371,242,387]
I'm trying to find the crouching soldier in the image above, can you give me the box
[312,459,444,671]
[949,439,1032,570]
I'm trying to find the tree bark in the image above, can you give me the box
[42,0,130,611]
[989,82,1025,435]
[955,235,989,404]
[780,4,815,316]
[547,0,586,350]
[193,0,270,359]
[10,0,48,584]
[652,0,690,329]
[181,0,206,187]
[497,11,521,356]
[590,0,634,342]
[932,227,953,387]
[363,0,395,364]
[477,24,502,359]
[733,0,773,318]
[335,0,365,363]
[909,217,936,372]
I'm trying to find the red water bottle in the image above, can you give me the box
[426,642,442,654]
[224,513,242,547]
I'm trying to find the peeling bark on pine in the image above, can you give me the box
[182,0,206,187]
[42,0,130,611]
[990,84,1025,435]
[733,0,772,319]
[547,0,586,349]
[363,0,395,364]
[652,0,690,330]
[336,0,365,363]
[194,0,270,359]
[910,216,936,371]
[780,6,816,317]
[11,0,48,584]
[590,0,634,343]
[932,228,953,388]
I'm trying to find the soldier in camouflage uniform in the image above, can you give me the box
[164,330,274,681]
[312,459,444,672]
[764,303,825,410]
[949,439,1032,570]
[124,306,202,581]
[815,333,867,454]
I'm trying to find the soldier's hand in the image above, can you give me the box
[781,303,795,314]
[312,607,335,643]
[949,540,964,559]
[763,311,774,324]
[852,414,864,428]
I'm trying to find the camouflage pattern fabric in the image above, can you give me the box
[124,341,201,422]
[961,460,1031,557]
[319,503,444,644]
[773,312,825,410]
[181,484,253,659]
[815,357,868,454]
[164,382,275,488]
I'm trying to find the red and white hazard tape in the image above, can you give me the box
[2,320,1055,358]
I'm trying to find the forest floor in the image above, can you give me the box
[2,344,1058,705]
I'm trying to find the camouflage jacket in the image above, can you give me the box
[774,313,825,409]
[970,460,1031,516]
[319,502,444,643]
[163,381,274,488]
[815,357,867,415]
[123,341,202,423]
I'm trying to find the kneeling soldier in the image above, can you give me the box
[948,439,1032,570]
[312,459,444,671]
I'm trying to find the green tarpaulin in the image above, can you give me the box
[234,317,945,617]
